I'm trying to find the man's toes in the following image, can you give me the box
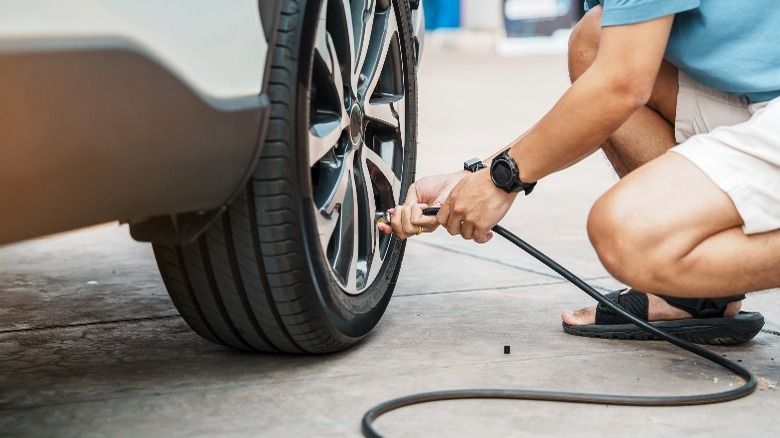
[561,306,597,326]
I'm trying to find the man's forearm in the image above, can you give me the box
[505,65,646,183]
[498,15,674,183]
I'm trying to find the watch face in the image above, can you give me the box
[492,161,513,187]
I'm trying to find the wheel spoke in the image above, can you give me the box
[315,0,330,64]
[365,99,399,129]
[330,0,357,78]
[360,8,397,101]
[309,123,345,167]
[396,93,406,144]
[359,150,382,286]
[346,166,366,293]
[363,145,401,203]
[314,150,355,248]
[315,14,347,109]
[352,0,377,79]
[315,205,340,257]
[329,173,357,288]
[311,4,350,167]
[360,153,379,238]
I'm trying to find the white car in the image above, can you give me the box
[0,0,424,353]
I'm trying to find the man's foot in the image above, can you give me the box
[561,289,742,325]
[560,289,763,345]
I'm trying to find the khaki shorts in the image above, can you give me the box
[670,71,780,235]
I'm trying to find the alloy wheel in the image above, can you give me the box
[308,0,407,295]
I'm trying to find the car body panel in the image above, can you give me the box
[0,37,267,245]
[0,0,266,99]
[0,0,272,246]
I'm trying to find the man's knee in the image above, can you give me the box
[568,5,602,83]
[587,192,629,281]
[587,187,677,291]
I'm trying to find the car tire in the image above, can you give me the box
[153,0,417,353]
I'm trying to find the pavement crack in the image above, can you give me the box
[761,321,780,336]
[0,314,181,334]
[411,240,562,279]
[410,241,611,285]
[395,280,566,297]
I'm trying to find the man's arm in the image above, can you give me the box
[382,14,675,242]
[511,15,675,181]
[432,14,676,243]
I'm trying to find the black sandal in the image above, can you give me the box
[562,289,764,345]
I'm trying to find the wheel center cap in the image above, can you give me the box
[349,104,364,146]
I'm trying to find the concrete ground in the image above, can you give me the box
[2,49,780,437]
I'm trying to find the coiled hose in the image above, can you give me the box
[361,207,755,437]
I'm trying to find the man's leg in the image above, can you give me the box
[564,152,780,325]
[599,153,780,294]
[563,6,747,325]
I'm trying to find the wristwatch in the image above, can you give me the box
[490,150,537,195]
[463,157,486,173]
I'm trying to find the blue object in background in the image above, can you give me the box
[423,0,460,30]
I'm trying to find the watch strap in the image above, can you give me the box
[463,157,486,173]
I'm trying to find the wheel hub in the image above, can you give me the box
[348,103,364,146]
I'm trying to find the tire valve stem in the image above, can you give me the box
[376,211,391,225]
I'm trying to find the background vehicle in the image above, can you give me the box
[0,0,424,353]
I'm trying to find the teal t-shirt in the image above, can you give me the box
[584,0,780,102]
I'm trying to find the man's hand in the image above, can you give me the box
[378,171,467,239]
[436,169,517,243]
